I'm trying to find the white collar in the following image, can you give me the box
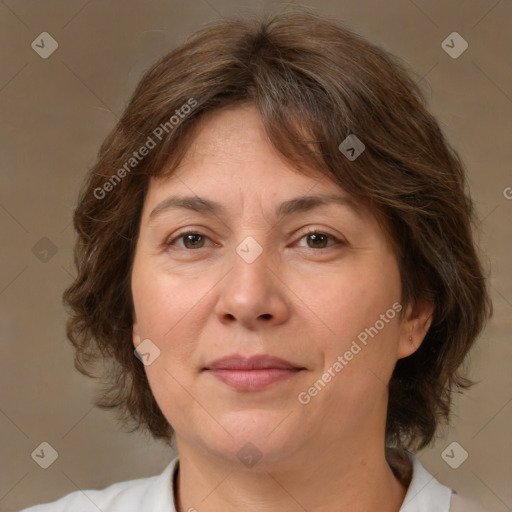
[146,453,452,512]
[399,451,452,511]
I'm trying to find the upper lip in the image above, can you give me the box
[203,354,303,371]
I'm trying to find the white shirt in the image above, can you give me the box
[20,453,487,511]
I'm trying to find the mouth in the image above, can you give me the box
[202,354,305,391]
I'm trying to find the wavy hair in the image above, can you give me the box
[63,6,492,453]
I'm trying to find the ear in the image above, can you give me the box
[397,299,434,359]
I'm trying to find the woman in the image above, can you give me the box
[21,7,492,512]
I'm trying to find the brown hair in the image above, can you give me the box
[63,6,492,452]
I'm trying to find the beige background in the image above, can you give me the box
[1,0,511,511]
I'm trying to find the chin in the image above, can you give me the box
[196,417,303,468]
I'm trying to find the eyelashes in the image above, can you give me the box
[165,232,211,250]
[164,229,345,251]
[294,229,343,250]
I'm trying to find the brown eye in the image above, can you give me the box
[182,233,205,249]
[306,232,329,249]
[297,230,341,250]
[166,232,210,250]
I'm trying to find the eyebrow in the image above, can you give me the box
[148,193,363,224]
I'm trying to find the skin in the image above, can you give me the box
[131,103,433,512]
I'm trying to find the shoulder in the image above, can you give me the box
[19,457,179,512]
[399,452,452,511]
[19,474,160,512]
[450,492,489,512]
[397,451,488,512]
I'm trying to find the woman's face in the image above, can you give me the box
[131,104,427,467]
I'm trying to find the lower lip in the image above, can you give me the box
[206,368,301,391]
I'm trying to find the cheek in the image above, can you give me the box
[311,264,401,344]
[130,270,208,410]
[306,268,403,397]
[132,262,208,342]
[131,267,204,424]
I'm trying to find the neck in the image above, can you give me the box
[172,437,409,512]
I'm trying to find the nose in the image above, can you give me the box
[214,240,290,330]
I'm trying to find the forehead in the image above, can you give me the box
[145,104,352,208]
[138,104,395,250]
